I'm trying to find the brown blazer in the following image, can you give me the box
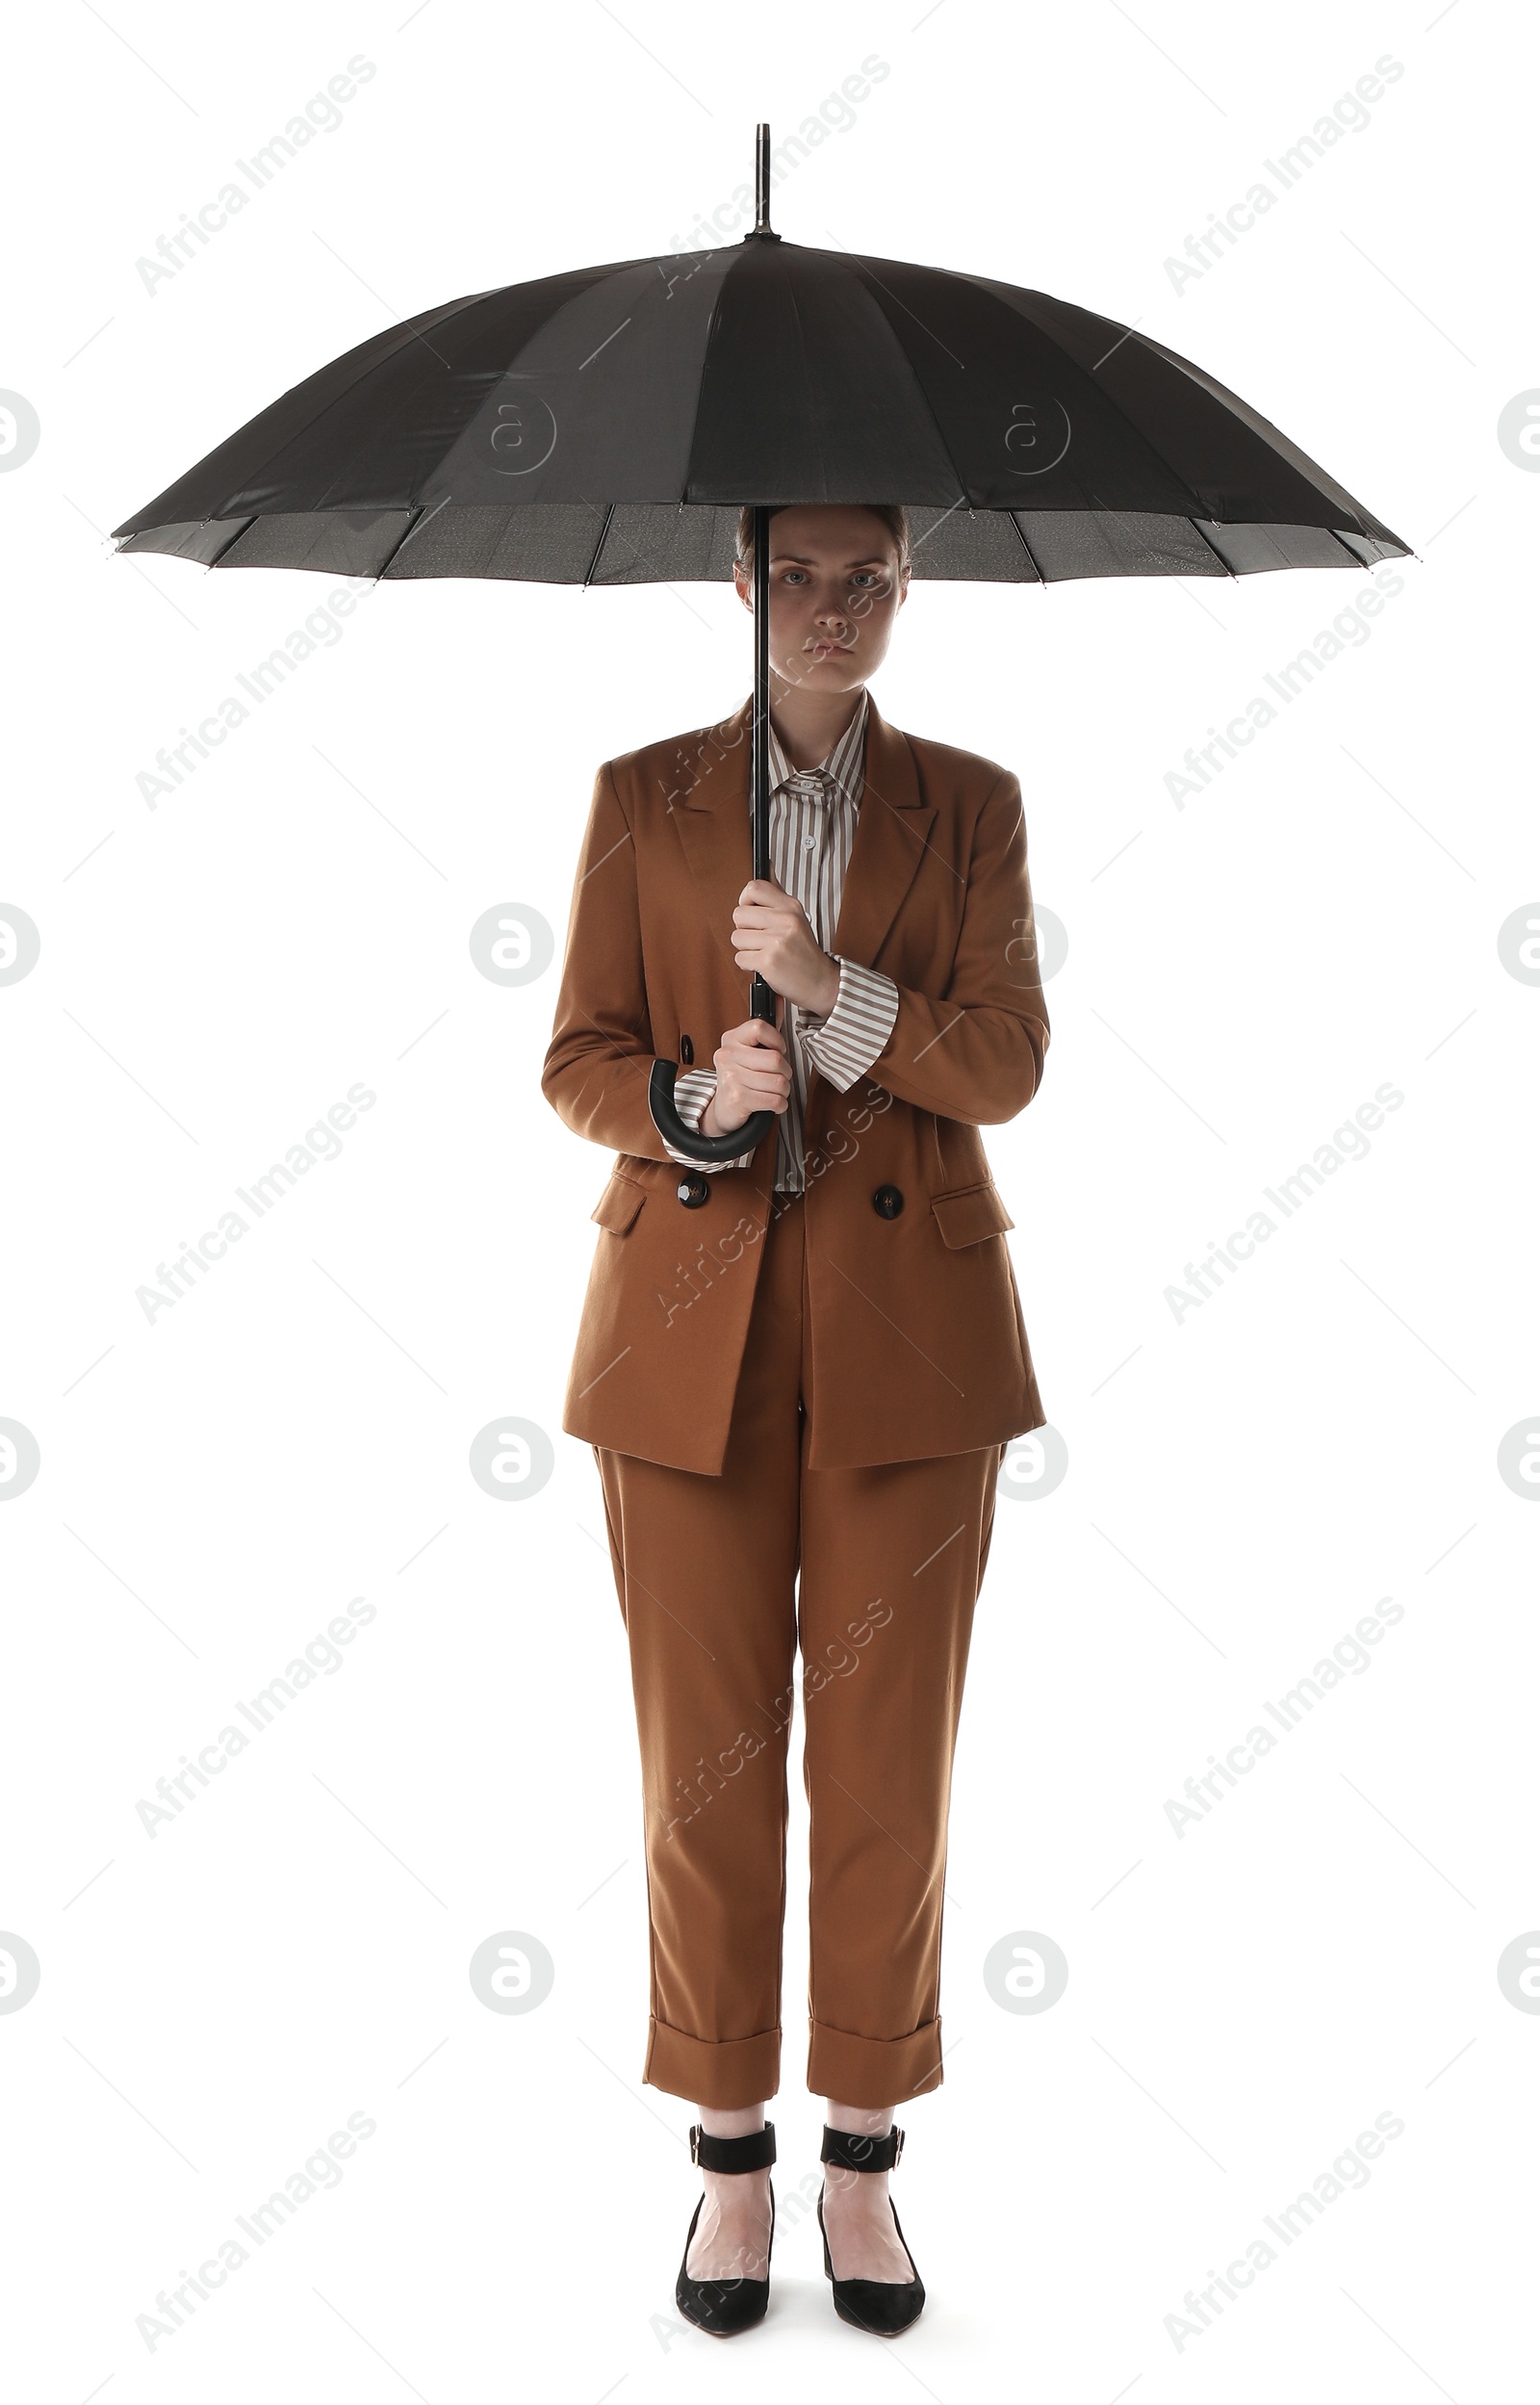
[542,694,1050,1475]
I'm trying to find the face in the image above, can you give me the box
[733,504,909,697]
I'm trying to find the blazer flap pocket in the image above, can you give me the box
[591,1173,646,1236]
[931,1180,1015,1249]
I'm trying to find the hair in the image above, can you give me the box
[733,502,911,578]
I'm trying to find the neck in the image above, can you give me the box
[765,680,865,772]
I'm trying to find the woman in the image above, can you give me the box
[542,501,1050,2337]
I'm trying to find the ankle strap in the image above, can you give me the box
[821,2123,905,2173]
[689,2121,777,2173]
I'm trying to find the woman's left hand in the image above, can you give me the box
[731,877,840,1015]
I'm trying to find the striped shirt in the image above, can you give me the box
[665,687,901,1194]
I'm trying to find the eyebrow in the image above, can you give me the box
[769,553,894,567]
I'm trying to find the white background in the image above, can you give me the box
[3,1,1536,2397]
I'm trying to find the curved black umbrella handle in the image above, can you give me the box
[648,969,777,1163]
[649,1058,773,1164]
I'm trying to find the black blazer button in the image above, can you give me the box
[678,1172,710,1208]
[872,1183,904,1218]
[680,1034,694,1065]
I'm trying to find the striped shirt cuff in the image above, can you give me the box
[662,1068,758,1173]
[802,958,900,1092]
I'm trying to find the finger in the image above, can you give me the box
[716,1089,788,1125]
[720,1031,786,1061]
[719,1066,789,1100]
[718,1051,790,1090]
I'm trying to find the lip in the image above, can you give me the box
[808,642,854,659]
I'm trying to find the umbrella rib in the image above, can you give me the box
[1004,510,1046,585]
[372,504,428,580]
[582,503,617,588]
[203,516,257,569]
[1186,518,1239,580]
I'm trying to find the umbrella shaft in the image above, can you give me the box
[749,501,776,1026]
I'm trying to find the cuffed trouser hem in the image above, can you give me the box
[808,2016,944,2108]
[644,2015,783,2108]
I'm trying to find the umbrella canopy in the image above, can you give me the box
[112,235,1406,590]
[112,126,1409,1160]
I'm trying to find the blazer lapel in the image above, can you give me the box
[830,697,936,971]
[666,700,756,987]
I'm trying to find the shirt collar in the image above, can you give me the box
[762,687,869,805]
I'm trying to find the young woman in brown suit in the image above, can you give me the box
[543,501,1050,2337]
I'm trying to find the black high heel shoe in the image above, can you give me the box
[816,2122,926,2337]
[675,2120,777,2338]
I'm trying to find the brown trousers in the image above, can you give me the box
[595,1187,1004,2109]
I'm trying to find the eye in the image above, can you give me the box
[850,572,884,588]
[780,568,808,584]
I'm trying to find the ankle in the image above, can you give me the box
[697,2104,767,2139]
[824,2101,897,2139]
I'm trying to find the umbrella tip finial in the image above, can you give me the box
[748,122,781,242]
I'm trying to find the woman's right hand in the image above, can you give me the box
[701,1016,791,1137]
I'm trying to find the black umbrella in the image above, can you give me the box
[114,124,1408,1162]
